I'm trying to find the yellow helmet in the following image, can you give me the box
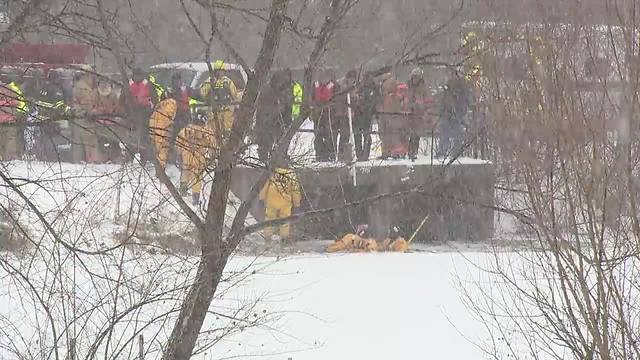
[463,31,477,47]
[213,60,225,71]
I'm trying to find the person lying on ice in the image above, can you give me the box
[259,161,302,242]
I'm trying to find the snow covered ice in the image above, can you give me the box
[0,160,517,359]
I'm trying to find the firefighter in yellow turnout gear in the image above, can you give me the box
[177,124,216,205]
[259,167,302,241]
[200,60,240,141]
[149,97,178,169]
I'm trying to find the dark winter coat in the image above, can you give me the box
[441,76,471,125]
[255,73,293,160]
[37,82,66,119]
[356,79,380,122]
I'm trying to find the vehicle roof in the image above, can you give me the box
[150,62,246,72]
[461,21,627,33]
[1,63,91,70]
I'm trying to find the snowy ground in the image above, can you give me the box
[203,252,495,360]
[0,249,502,360]
[0,152,520,359]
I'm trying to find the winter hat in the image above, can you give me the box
[410,67,424,78]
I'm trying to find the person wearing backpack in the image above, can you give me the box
[200,60,240,142]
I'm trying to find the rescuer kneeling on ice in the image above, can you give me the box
[259,161,302,242]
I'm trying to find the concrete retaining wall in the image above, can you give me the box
[231,159,495,242]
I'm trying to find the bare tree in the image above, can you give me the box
[459,1,640,358]
[0,1,477,359]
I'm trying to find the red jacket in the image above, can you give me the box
[396,82,409,112]
[129,80,153,108]
[313,81,335,104]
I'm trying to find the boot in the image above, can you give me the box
[192,192,201,206]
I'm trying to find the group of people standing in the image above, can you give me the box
[0,63,476,165]
[0,70,78,161]
[147,60,240,206]
[253,65,476,243]
[0,63,206,164]
[0,61,240,206]
[0,66,154,163]
[307,66,473,163]
[0,62,478,243]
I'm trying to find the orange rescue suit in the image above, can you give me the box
[177,124,216,196]
[259,168,302,239]
[149,98,178,168]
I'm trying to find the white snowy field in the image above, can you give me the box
[224,252,493,360]
[0,159,518,360]
[0,251,498,360]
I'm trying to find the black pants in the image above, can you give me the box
[168,111,189,164]
[257,126,279,163]
[257,112,288,163]
[314,130,337,162]
[408,132,420,158]
[257,136,272,163]
[314,108,338,162]
[336,116,352,162]
[37,123,59,161]
[15,114,27,157]
[134,107,153,163]
[353,116,372,161]
[98,134,121,162]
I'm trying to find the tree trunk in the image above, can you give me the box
[160,179,228,360]
[160,258,225,358]
[161,1,289,359]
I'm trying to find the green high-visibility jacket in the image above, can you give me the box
[292,81,303,120]
[148,74,165,101]
[8,82,27,114]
